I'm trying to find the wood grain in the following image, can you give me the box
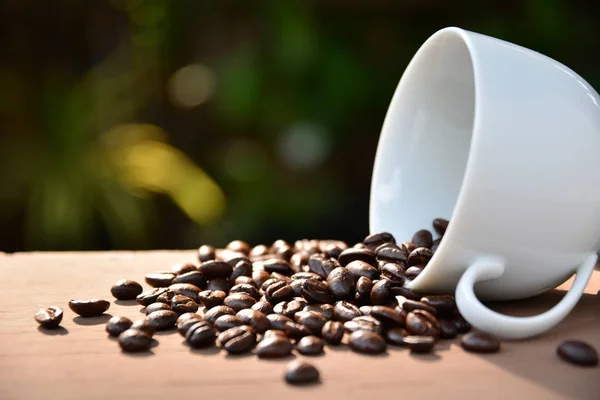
[0,251,598,400]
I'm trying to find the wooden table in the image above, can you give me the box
[1,251,599,400]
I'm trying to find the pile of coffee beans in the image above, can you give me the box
[34,217,599,384]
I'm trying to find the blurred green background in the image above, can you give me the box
[1,0,599,251]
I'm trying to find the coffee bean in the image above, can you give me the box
[376,247,408,266]
[274,300,306,318]
[172,271,206,288]
[253,270,271,288]
[250,244,269,259]
[236,309,271,333]
[285,360,320,384]
[199,260,233,279]
[322,321,344,345]
[400,242,417,256]
[304,304,334,320]
[229,283,261,300]
[251,300,274,315]
[355,276,373,304]
[198,244,216,262]
[284,322,312,341]
[385,328,409,346]
[34,306,63,329]
[338,248,376,267]
[265,281,294,304]
[227,240,251,255]
[206,278,232,293]
[364,232,396,250]
[156,290,175,304]
[261,278,281,292]
[461,332,501,353]
[294,311,327,335]
[292,272,323,281]
[411,230,433,249]
[221,252,249,266]
[106,316,133,337]
[176,313,203,336]
[172,262,198,275]
[370,305,404,326]
[204,305,236,325]
[370,279,392,305]
[453,315,471,333]
[218,326,257,354]
[197,290,226,309]
[146,309,178,331]
[346,261,379,281]
[327,267,355,300]
[290,253,309,270]
[324,244,344,259]
[263,259,294,275]
[307,255,339,278]
[301,279,333,304]
[431,238,441,252]
[404,335,435,353]
[145,302,172,315]
[255,335,293,358]
[145,272,176,288]
[379,263,406,285]
[344,316,382,335]
[223,293,256,312]
[439,319,458,339]
[131,319,156,337]
[407,247,433,266]
[111,280,143,300]
[267,314,293,330]
[274,245,293,262]
[389,286,422,301]
[359,305,373,315]
[230,260,253,281]
[290,279,305,297]
[169,283,202,299]
[333,301,362,322]
[421,295,456,314]
[214,315,243,332]
[235,276,256,286]
[118,329,153,352]
[349,330,386,354]
[397,297,437,315]
[263,329,287,339]
[69,299,110,317]
[186,321,217,348]
[557,340,598,367]
[297,336,324,355]
[432,218,449,235]
[271,272,294,283]
[171,295,199,314]
[406,310,440,337]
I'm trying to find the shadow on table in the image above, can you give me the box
[121,349,155,357]
[37,326,69,335]
[114,300,138,306]
[73,314,113,326]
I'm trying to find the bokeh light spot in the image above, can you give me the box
[276,122,331,171]
[168,64,216,108]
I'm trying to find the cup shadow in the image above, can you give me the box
[37,326,69,335]
[73,314,112,326]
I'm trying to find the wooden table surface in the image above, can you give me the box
[1,251,599,400]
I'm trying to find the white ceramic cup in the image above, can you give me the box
[369,27,600,339]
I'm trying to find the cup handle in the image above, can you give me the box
[455,253,597,339]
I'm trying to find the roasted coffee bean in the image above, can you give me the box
[213,315,243,332]
[374,242,400,256]
[376,247,407,265]
[333,301,362,322]
[319,239,348,253]
[206,278,232,293]
[385,328,409,346]
[364,232,396,250]
[294,311,327,335]
[453,315,471,333]
[292,272,323,281]
[324,244,344,259]
[263,259,294,275]
[169,283,202,299]
[271,271,293,282]
[283,322,312,341]
[349,330,386,354]
[223,293,256,312]
[389,286,423,301]
[274,245,293,262]
[263,329,287,339]
[171,295,198,314]
[271,239,290,251]
[359,305,373,315]
[421,295,456,314]
[172,263,198,275]
[146,310,178,331]
[118,329,152,352]
[370,306,404,326]
[327,267,355,300]
[267,314,293,331]
[106,316,133,337]
[176,313,203,336]
[186,320,217,348]
[338,248,377,267]
[265,281,294,304]
[307,255,339,278]
[274,300,306,318]
[439,319,458,339]
[145,272,176,288]
[557,340,598,366]
[290,279,305,297]
[199,260,233,279]
[204,305,236,325]
[255,335,293,358]
[221,252,249,266]
[301,279,333,304]
[250,244,269,259]
[219,326,257,354]
[321,321,344,345]
[412,230,433,249]
[380,263,406,285]
[405,266,423,279]
[355,276,373,304]
[297,336,324,355]
[252,300,274,315]
[432,218,449,235]
[303,304,334,320]
[461,332,501,353]
[197,290,226,309]
[156,290,175,304]
[253,270,271,288]
[230,283,261,300]
[404,335,435,353]
[111,279,143,300]
[344,316,382,335]
[407,247,433,266]
[226,240,251,255]
[34,306,63,329]
[397,296,437,315]
[230,260,253,282]
[198,244,216,262]
[370,279,392,305]
[145,302,172,315]
[235,276,256,286]
[236,309,271,333]
[400,241,418,256]
[172,271,206,288]
[261,278,281,292]
[69,299,110,317]
[285,361,320,384]
[406,310,440,337]
[431,238,441,252]
[290,253,309,270]
[131,319,156,337]
[346,261,379,281]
